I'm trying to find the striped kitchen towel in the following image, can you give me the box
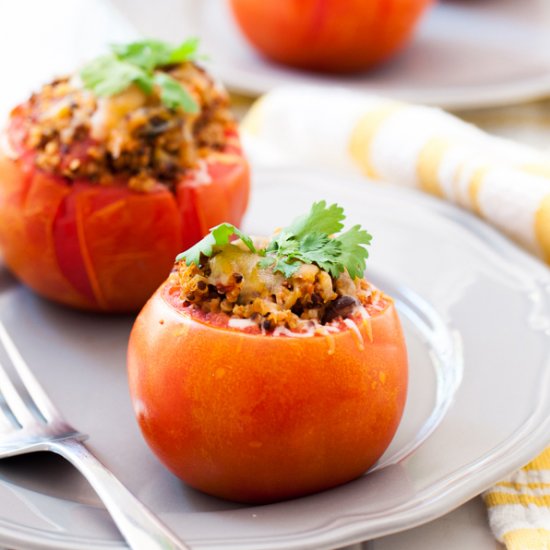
[241,86,550,264]
[483,449,550,550]
[240,86,550,550]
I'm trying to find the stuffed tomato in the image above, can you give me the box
[127,202,408,503]
[0,39,249,312]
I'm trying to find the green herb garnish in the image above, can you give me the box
[176,223,257,266]
[80,38,200,112]
[177,201,373,279]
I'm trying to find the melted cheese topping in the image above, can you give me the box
[90,85,146,141]
[208,244,284,303]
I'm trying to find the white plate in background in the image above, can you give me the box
[178,0,550,109]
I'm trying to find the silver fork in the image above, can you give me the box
[0,321,189,550]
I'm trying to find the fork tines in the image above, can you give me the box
[0,321,75,436]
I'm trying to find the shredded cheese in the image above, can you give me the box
[273,326,314,338]
[191,159,213,186]
[228,318,258,330]
[357,305,373,342]
[343,318,365,351]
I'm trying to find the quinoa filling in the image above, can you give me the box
[174,242,385,333]
[10,62,235,191]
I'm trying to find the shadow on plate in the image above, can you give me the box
[0,451,99,505]
[0,265,17,294]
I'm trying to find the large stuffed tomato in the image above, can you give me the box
[229,0,434,73]
[0,113,249,312]
[127,279,408,503]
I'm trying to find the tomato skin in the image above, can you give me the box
[52,182,183,312]
[175,154,250,247]
[127,281,408,503]
[229,0,434,73]
[0,120,249,312]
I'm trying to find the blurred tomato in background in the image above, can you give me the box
[229,0,435,73]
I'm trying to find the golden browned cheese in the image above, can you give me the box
[209,244,283,303]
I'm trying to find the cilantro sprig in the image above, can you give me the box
[176,223,257,266]
[80,38,200,112]
[176,201,373,279]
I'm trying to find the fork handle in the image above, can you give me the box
[49,438,189,550]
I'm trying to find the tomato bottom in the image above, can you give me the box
[128,282,408,503]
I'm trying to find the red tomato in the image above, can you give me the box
[0,115,249,312]
[229,0,434,73]
[127,279,408,503]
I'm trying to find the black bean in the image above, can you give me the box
[310,293,322,307]
[150,115,167,127]
[139,117,175,137]
[197,280,207,291]
[233,273,243,283]
[322,296,358,324]
[263,318,274,331]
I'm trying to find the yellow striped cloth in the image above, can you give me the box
[483,449,550,550]
[241,87,550,264]
[240,87,550,549]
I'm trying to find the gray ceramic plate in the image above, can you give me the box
[0,167,549,550]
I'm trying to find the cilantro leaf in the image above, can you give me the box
[258,257,275,270]
[271,201,345,247]
[266,232,338,277]
[168,37,201,64]
[80,55,151,96]
[80,38,202,112]
[335,225,372,279]
[294,233,343,276]
[263,201,371,278]
[176,223,256,265]
[111,38,200,71]
[153,72,198,113]
[272,258,301,278]
[111,40,173,71]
